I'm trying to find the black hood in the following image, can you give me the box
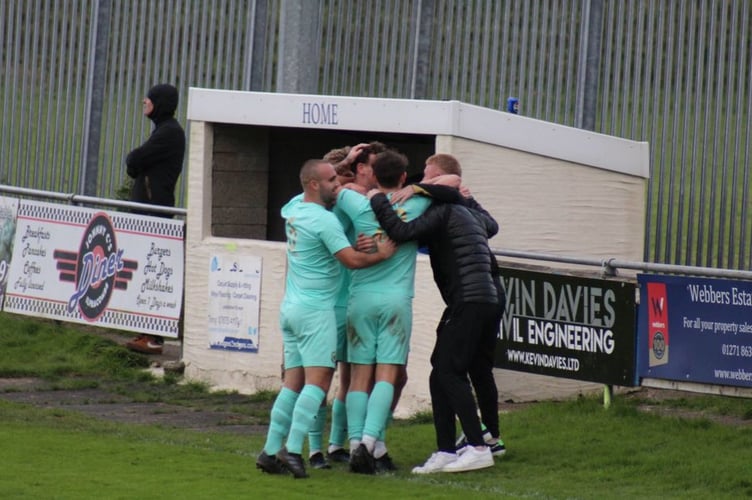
[147,83,179,123]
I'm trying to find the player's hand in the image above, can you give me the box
[460,185,472,198]
[366,188,381,199]
[345,143,369,165]
[389,185,414,204]
[429,174,461,188]
[375,236,397,259]
[355,233,377,253]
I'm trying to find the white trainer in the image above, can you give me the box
[411,451,457,474]
[442,446,494,472]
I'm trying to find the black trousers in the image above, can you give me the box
[429,302,500,452]
[468,312,500,440]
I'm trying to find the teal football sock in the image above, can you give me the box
[363,381,394,441]
[286,384,326,455]
[308,402,328,455]
[345,391,369,442]
[329,397,347,448]
[263,387,299,455]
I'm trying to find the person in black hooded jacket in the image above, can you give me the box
[368,154,501,474]
[126,83,185,217]
[125,83,185,355]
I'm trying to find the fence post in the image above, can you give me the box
[276,0,322,93]
[80,0,111,196]
[411,0,435,99]
[574,0,603,131]
[244,0,269,91]
[603,384,613,409]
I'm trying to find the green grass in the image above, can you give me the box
[2,311,752,499]
[0,314,149,379]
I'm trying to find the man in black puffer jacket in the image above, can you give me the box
[369,154,500,474]
[124,83,185,355]
[126,83,185,217]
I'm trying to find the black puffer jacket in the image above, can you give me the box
[126,83,185,216]
[370,184,500,307]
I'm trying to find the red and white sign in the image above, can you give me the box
[646,281,670,367]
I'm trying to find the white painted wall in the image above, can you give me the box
[438,135,646,257]
[182,91,649,416]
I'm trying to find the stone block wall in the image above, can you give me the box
[211,124,269,239]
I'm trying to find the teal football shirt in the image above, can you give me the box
[280,195,351,308]
[335,188,430,297]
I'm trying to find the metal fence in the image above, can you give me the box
[2,0,752,269]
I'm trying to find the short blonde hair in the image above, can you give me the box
[324,146,355,177]
[425,153,462,176]
[324,146,350,164]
